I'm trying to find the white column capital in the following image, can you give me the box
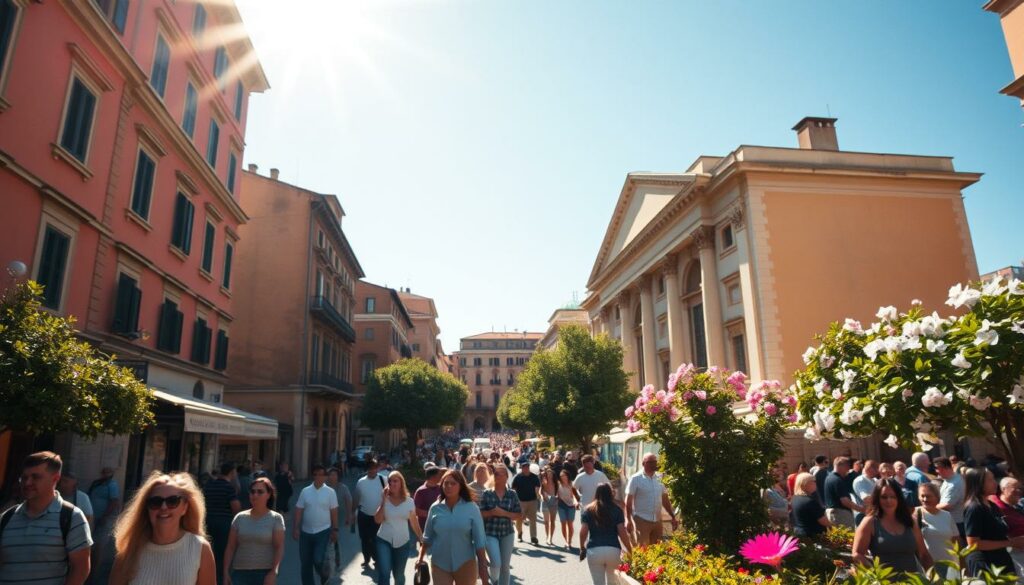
[690,225,715,251]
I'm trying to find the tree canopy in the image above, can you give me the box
[497,325,631,451]
[0,281,153,437]
[360,358,468,462]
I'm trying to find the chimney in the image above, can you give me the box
[247,163,258,173]
[270,168,280,180]
[792,117,839,151]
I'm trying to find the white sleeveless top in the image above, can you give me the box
[129,532,205,585]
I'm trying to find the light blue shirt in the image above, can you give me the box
[905,467,930,486]
[423,499,486,572]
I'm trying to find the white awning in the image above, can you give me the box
[152,389,278,439]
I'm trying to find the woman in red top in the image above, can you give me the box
[988,476,1024,576]
[787,462,808,500]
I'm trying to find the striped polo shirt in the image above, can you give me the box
[0,492,93,585]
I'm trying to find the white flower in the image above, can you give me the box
[843,319,864,334]
[902,321,923,338]
[876,306,898,321]
[951,352,971,369]
[1008,279,1024,296]
[956,386,971,400]
[982,278,1007,297]
[831,389,844,400]
[969,395,993,411]
[864,339,885,361]
[879,405,887,418]
[884,434,900,449]
[921,387,952,408]
[813,410,836,432]
[869,322,882,334]
[1012,321,1024,335]
[1008,384,1024,406]
[926,339,947,353]
[920,313,946,338]
[805,425,822,441]
[974,319,999,346]
[813,379,831,397]
[901,388,914,399]
[946,283,982,309]
[802,346,816,366]
[902,336,922,351]
[911,299,923,306]
[819,354,836,368]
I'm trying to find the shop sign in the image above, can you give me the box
[245,422,279,439]
[184,411,247,436]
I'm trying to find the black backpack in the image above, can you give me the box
[0,500,75,546]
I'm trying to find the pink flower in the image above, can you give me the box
[764,403,778,416]
[785,395,798,406]
[655,390,666,402]
[706,405,717,415]
[625,406,635,418]
[626,420,640,432]
[641,385,655,400]
[682,391,694,401]
[667,373,680,392]
[740,532,800,568]
[649,403,662,414]
[675,363,696,383]
[668,407,682,422]
[635,396,644,409]
[786,413,798,423]
[695,390,707,401]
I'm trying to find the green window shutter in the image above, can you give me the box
[128,282,142,333]
[202,324,212,363]
[157,301,173,350]
[201,222,215,272]
[172,309,183,353]
[37,227,70,309]
[222,242,233,289]
[112,274,134,333]
[171,194,186,250]
[182,199,194,255]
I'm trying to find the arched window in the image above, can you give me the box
[192,381,205,400]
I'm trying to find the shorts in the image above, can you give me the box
[557,501,576,522]
[542,496,558,513]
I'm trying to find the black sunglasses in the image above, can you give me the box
[146,495,184,510]
[249,488,267,494]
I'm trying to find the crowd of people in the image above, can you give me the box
[768,452,1022,580]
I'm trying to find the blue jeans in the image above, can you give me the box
[485,533,515,585]
[299,529,330,585]
[230,569,270,585]
[375,536,412,585]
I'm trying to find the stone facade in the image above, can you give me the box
[452,332,543,433]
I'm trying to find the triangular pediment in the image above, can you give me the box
[587,173,694,287]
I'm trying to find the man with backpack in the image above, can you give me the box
[352,459,387,569]
[0,451,92,585]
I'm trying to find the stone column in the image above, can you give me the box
[662,255,687,369]
[617,290,637,385]
[599,307,611,336]
[639,275,658,389]
[694,226,726,368]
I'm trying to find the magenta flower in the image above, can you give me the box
[763,403,778,416]
[705,405,717,415]
[667,372,680,392]
[739,532,800,568]
[625,406,635,418]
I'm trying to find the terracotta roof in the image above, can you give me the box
[461,331,544,340]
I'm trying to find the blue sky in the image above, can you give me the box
[235,1,1023,351]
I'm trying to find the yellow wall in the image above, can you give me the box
[1001,4,1024,80]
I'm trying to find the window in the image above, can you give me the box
[157,299,184,353]
[658,317,667,339]
[192,3,206,37]
[111,273,142,334]
[411,343,420,352]
[214,330,229,370]
[182,83,198,138]
[95,0,129,34]
[459,357,466,367]
[721,224,735,249]
[213,46,228,85]
[507,372,514,385]
[364,327,374,341]
[59,77,97,163]
[474,372,481,385]
[227,152,237,193]
[129,149,156,219]
[732,334,747,374]
[361,357,376,384]
[1,0,20,82]
[222,241,234,289]
[310,334,320,374]
[233,81,243,120]
[206,119,219,168]
[150,35,169,97]
[614,306,621,320]
[506,357,513,366]
[170,193,194,254]
[475,392,482,408]
[200,221,215,273]
[191,317,212,364]
[691,304,707,370]
[365,297,376,313]
[493,390,500,408]
[728,283,742,306]
[36,226,71,310]
[472,357,482,366]
[658,276,665,296]
[192,381,204,400]
[317,230,325,248]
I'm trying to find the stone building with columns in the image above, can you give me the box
[582,117,982,466]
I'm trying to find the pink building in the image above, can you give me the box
[0,1,270,491]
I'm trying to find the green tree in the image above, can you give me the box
[360,358,468,464]
[0,281,153,437]
[497,325,631,452]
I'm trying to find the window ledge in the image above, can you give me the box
[168,245,188,262]
[125,209,152,232]
[219,285,232,298]
[718,245,738,260]
[50,143,93,181]
[198,268,214,282]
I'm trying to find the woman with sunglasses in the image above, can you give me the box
[374,471,424,584]
[109,471,215,585]
[222,477,285,585]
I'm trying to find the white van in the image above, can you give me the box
[471,437,491,453]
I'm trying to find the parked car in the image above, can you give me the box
[350,446,375,469]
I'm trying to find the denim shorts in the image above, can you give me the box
[231,569,270,585]
[557,501,576,522]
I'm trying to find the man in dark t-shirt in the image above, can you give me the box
[822,456,861,529]
[203,462,240,585]
[511,462,541,545]
[413,466,443,531]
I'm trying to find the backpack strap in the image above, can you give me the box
[59,500,75,546]
[379,475,386,489]
[0,506,15,546]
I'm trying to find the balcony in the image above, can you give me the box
[309,295,356,342]
[309,370,355,395]
[400,343,412,358]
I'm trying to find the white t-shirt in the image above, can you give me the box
[377,497,415,548]
[918,507,958,578]
[851,474,876,506]
[939,474,965,523]
[625,472,664,522]
[572,469,610,507]
[355,474,387,515]
[295,483,338,534]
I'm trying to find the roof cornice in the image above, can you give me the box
[983,0,1024,15]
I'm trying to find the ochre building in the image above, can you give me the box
[985,0,1024,115]
[452,332,543,433]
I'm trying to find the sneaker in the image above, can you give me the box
[518,534,523,542]
[532,538,539,545]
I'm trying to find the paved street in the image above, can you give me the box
[276,473,599,585]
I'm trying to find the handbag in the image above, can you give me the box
[413,561,431,585]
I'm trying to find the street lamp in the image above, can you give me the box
[7,260,27,278]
